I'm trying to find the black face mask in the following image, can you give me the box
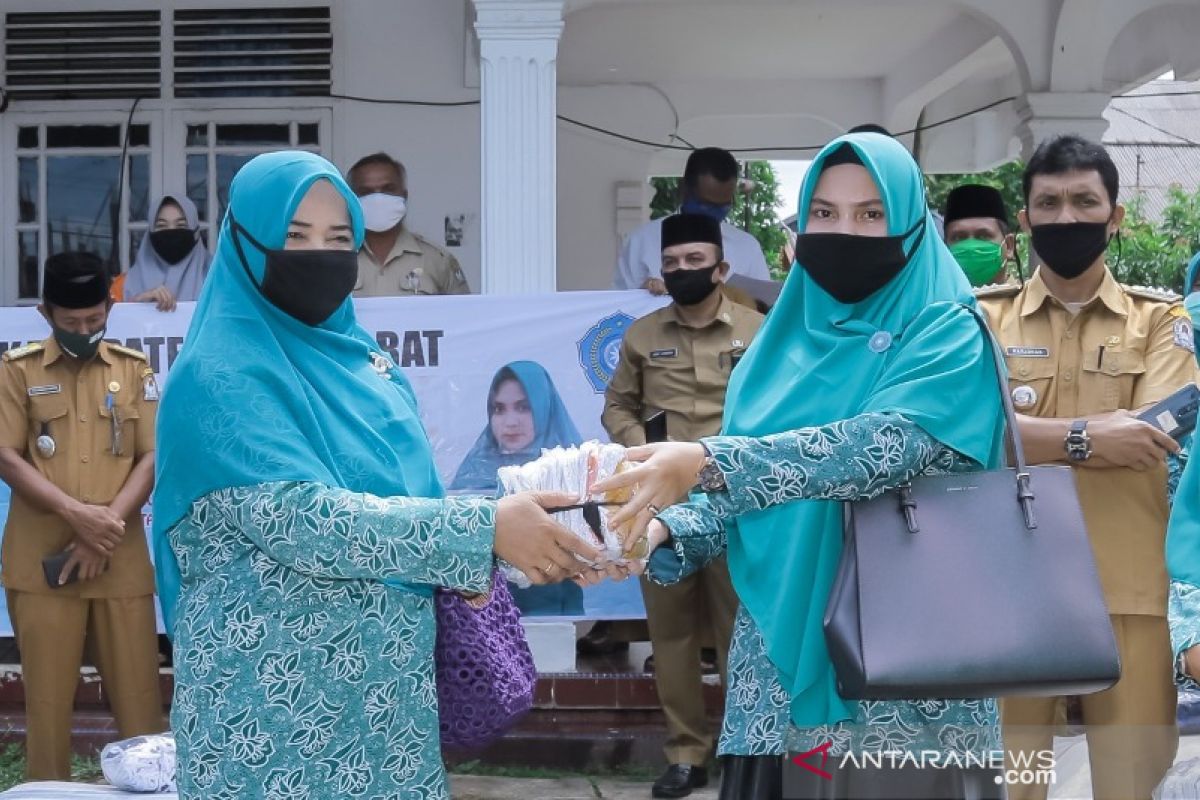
[230,217,358,327]
[662,264,721,306]
[149,228,197,265]
[1029,221,1112,280]
[794,217,925,304]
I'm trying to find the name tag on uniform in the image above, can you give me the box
[649,348,677,359]
[27,384,61,396]
[1005,346,1050,358]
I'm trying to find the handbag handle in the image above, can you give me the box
[965,305,1037,529]
[896,306,1037,532]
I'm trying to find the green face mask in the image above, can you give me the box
[948,238,1005,287]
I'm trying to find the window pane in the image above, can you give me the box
[130,228,145,261]
[18,231,39,299]
[46,155,119,266]
[17,127,38,149]
[187,154,208,221]
[18,158,37,224]
[215,124,289,146]
[297,123,319,146]
[128,155,150,223]
[46,125,121,149]
[216,154,255,220]
[186,124,208,147]
[129,124,150,148]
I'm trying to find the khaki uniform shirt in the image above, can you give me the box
[978,269,1195,616]
[603,294,764,445]
[355,226,470,297]
[0,338,157,597]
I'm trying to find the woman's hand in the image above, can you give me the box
[1185,645,1200,682]
[590,442,708,543]
[133,286,177,312]
[621,519,671,579]
[572,562,632,587]
[494,491,601,585]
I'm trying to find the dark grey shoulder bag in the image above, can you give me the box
[823,309,1121,700]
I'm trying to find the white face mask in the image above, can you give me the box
[359,192,408,233]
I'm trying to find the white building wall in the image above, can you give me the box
[331,1,484,292]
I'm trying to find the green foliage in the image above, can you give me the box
[0,743,102,790]
[1118,186,1200,292]
[924,161,1026,230]
[649,161,788,271]
[927,161,1200,292]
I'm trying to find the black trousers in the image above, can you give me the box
[719,755,1007,800]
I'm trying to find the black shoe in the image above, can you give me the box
[576,621,631,656]
[652,764,708,798]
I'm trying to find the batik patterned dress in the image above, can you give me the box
[168,481,495,799]
[653,412,1001,758]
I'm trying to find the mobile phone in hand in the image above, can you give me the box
[1137,383,1200,441]
[42,549,79,588]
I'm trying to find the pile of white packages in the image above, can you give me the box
[497,440,637,587]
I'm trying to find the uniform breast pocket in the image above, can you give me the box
[1081,349,1145,412]
[97,402,139,458]
[719,349,747,373]
[644,349,685,398]
[1005,357,1057,414]
[29,396,68,460]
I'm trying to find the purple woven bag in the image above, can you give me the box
[434,572,537,750]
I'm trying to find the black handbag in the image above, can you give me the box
[823,309,1121,700]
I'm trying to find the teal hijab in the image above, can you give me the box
[450,361,582,492]
[1167,251,1200,589]
[721,133,1006,727]
[152,151,442,634]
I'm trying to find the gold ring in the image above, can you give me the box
[648,504,661,516]
[544,562,556,574]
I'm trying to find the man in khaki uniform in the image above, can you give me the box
[346,152,470,296]
[0,252,163,780]
[978,136,1189,800]
[603,214,762,799]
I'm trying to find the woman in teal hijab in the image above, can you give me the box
[451,360,586,614]
[153,151,597,799]
[450,361,582,490]
[1167,250,1200,690]
[593,133,1006,798]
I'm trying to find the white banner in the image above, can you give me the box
[0,291,669,634]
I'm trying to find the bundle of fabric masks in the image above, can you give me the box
[497,441,641,587]
[100,733,177,793]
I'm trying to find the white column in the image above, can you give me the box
[1016,92,1112,157]
[474,0,564,294]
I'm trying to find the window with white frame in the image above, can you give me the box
[15,122,152,302]
[183,120,322,244]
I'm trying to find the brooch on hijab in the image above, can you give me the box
[370,353,394,381]
[868,330,893,353]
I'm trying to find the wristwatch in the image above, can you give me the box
[696,443,727,492]
[1065,420,1092,462]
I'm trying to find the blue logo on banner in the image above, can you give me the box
[578,312,635,393]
